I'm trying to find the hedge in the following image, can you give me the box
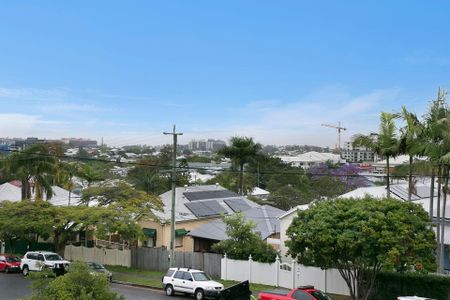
[370,271,450,300]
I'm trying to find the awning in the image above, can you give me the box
[143,228,156,237]
[175,228,189,237]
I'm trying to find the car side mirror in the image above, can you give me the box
[189,278,193,281]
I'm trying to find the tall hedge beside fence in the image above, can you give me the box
[370,271,450,300]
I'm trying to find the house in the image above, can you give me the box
[187,204,285,252]
[249,187,270,200]
[0,182,81,206]
[277,151,342,169]
[137,184,260,252]
[278,204,309,261]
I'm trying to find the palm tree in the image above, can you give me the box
[4,144,57,200]
[397,106,423,201]
[353,112,399,198]
[420,87,450,273]
[219,137,261,195]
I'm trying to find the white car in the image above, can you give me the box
[398,297,436,300]
[20,251,70,276]
[162,267,224,300]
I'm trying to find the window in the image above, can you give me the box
[183,272,193,281]
[165,269,175,277]
[37,254,45,261]
[0,256,5,261]
[192,272,211,281]
[173,271,185,279]
[175,236,183,247]
[27,253,37,260]
[44,254,63,261]
[309,291,332,300]
[292,290,313,300]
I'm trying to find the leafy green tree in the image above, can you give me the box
[27,261,123,300]
[127,157,170,195]
[212,213,278,263]
[286,197,436,300]
[353,112,400,198]
[266,185,311,211]
[206,172,256,195]
[219,137,262,195]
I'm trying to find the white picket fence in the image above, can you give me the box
[64,245,131,267]
[221,255,350,296]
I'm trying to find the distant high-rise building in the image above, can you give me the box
[62,138,98,148]
[342,133,379,162]
[188,139,226,152]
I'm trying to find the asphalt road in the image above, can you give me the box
[0,272,189,300]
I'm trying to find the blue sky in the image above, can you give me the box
[0,1,449,146]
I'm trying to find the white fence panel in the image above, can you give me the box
[221,255,350,296]
[279,267,293,289]
[296,265,324,290]
[326,268,349,296]
[251,260,277,286]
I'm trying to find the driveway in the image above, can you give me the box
[0,272,189,300]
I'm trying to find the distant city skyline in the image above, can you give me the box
[0,1,449,147]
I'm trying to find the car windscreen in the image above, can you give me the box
[6,257,20,263]
[192,272,211,281]
[44,254,63,261]
[310,291,333,300]
[88,262,104,269]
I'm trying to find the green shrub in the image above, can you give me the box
[369,271,450,300]
[27,261,123,300]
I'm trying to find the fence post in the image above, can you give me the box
[292,261,296,289]
[249,254,253,283]
[275,256,280,287]
[224,253,228,280]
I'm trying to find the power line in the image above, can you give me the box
[0,148,442,178]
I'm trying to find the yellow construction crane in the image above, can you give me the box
[321,122,347,151]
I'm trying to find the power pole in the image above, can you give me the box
[163,125,183,268]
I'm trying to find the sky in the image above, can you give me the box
[0,1,449,147]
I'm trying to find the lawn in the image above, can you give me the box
[105,265,350,299]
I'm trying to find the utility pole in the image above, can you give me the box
[163,125,183,268]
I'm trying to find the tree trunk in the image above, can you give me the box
[436,165,442,272]
[21,178,27,200]
[239,164,244,195]
[440,166,449,274]
[430,167,435,220]
[386,156,391,198]
[408,155,413,201]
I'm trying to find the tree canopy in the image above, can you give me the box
[212,213,278,263]
[286,197,436,300]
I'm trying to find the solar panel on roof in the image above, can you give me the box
[185,200,228,217]
[183,190,238,201]
[224,198,251,212]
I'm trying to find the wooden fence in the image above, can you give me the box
[131,247,222,278]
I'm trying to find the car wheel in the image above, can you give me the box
[195,289,204,300]
[165,284,174,296]
[22,265,29,276]
[5,267,9,274]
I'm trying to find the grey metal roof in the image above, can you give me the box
[188,205,286,241]
[183,190,238,201]
[185,200,228,218]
